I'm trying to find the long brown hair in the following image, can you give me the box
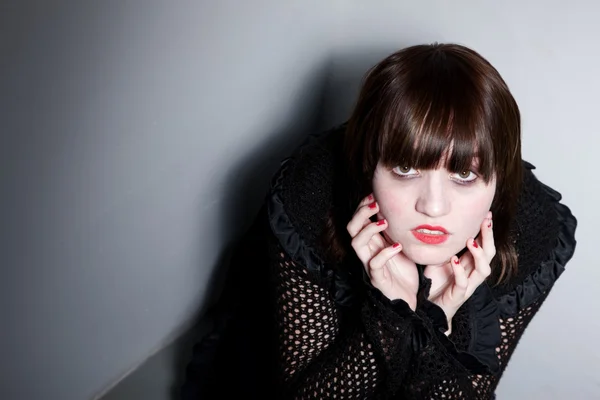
[323,43,522,285]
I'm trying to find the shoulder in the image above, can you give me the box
[265,123,347,278]
[492,161,578,315]
[274,124,345,246]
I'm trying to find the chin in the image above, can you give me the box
[402,245,453,266]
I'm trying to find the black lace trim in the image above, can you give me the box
[267,157,334,286]
[418,276,501,375]
[495,177,578,317]
[429,284,501,375]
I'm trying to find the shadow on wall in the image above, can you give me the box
[168,44,414,399]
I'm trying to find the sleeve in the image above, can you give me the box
[268,232,420,398]
[396,165,578,399]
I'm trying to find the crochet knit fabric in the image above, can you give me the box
[265,124,577,399]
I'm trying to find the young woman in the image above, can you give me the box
[181,43,577,399]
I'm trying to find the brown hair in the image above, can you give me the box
[323,42,522,285]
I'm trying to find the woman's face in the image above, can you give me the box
[372,158,496,266]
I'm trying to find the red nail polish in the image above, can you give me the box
[377,219,386,226]
[369,202,377,209]
[368,194,374,201]
[393,242,400,249]
[453,258,460,264]
[488,222,492,228]
[473,240,478,248]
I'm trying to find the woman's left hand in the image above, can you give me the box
[423,214,495,329]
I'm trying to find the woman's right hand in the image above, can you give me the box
[347,194,420,310]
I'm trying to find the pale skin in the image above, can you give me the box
[347,159,497,334]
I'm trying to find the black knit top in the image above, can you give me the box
[180,123,577,400]
[264,123,577,399]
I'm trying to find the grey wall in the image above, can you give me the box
[3,1,598,399]
[1,1,336,399]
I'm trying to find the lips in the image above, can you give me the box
[411,224,449,245]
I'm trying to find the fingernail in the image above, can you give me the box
[488,219,493,228]
[393,242,400,249]
[453,258,460,264]
[368,202,377,209]
[368,194,374,201]
[377,219,386,226]
[473,240,478,248]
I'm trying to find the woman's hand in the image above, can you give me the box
[424,212,491,300]
[347,194,420,310]
[424,214,495,328]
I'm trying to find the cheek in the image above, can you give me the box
[373,187,411,222]
[459,191,495,231]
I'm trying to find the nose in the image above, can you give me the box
[415,173,451,218]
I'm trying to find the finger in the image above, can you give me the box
[479,213,496,263]
[357,193,375,209]
[347,201,379,237]
[352,193,376,219]
[450,256,468,298]
[351,219,388,249]
[458,251,475,276]
[465,237,492,282]
[369,242,402,284]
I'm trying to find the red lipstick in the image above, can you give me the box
[411,224,449,245]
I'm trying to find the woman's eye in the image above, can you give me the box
[392,166,418,176]
[452,170,478,182]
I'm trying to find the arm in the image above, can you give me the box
[268,234,419,398]
[396,288,553,399]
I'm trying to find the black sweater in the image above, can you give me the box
[181,124,577,399]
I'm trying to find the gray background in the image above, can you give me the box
[2,1,596,399]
